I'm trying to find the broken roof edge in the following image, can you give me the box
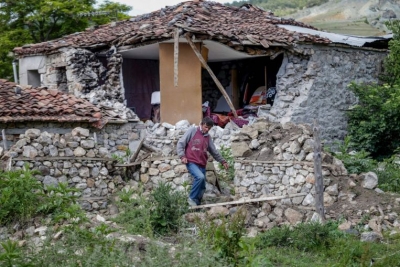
[277,25,392,49]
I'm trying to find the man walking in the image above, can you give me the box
[177,117,229,206]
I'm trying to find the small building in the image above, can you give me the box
[12,0,391,143]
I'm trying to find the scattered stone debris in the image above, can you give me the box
[1,118,400,246]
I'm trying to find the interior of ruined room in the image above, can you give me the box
[118,41,284,127]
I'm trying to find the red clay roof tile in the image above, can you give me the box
[13,0,330,57]
[0,80,103,125]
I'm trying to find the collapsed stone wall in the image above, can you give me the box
[42,48,136,120]
[125,119,353,228]
[268,46,387,144]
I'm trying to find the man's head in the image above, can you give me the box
[200,117,214,134]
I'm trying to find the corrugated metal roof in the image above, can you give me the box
[278,24,392,47]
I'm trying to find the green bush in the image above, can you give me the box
[345,21,400,159]
[0,166,86,226]
[0,240,34,267]
[256,221,345,252]
[113,187,155,237]
[218,145,235,181]
[329,136,377,174]
[347,82,400,158]
[114,182,188,237]
[0,167,42,225]
[197,208,247,265]
[150,182,188,235]
[375,154,400,193]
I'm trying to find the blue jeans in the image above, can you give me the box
[187,163,206,205]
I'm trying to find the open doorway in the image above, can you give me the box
[122,59,160,121]
[202,53,284,127]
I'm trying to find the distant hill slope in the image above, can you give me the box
[285,0,400,36]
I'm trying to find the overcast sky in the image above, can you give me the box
[107,0,235,16]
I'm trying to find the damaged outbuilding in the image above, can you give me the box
[12,0,391,144]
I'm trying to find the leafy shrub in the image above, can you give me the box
[114,182,188,236]
[150,182,188,235]
[37,182,86,223]
[218,145,235,181]
[375,154,400,193]
[0,166,86,226]
[257,221,345,252]
[347,82,400,158]
[329,136,377,174]
[140,241,231,267]
[113,187,154,237]
[23,225,135,267]
[0,166,42,225]
[346,21,400,159]
[197,208,247,265]
[0,240,33,267]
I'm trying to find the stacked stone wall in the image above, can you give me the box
[2,122,143,211]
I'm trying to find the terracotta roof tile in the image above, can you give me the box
[13,0,331,56]
[0,80,103,126]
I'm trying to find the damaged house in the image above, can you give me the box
[11,0,391,144]
[1,0,395,226]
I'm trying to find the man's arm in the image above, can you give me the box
[176,127,197,158]
[208,140,229,169]
[208,139,226,163]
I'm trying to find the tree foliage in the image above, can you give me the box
[0,0,132,80]
[346,20,400,159]
[381,20,400,85]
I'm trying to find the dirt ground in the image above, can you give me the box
[324,174,400,223]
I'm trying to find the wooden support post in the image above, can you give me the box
[185,33,238,118]
[313,120,326,223]
[231,69,239,109]
[190,193,307,209]
[174,28,179,87]
[265,66,268,89]
[2,129,7,151]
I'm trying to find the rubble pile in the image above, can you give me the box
[45,47,138,122]
[1,118,399,237]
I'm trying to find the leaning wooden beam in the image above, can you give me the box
[129,137,145,163]
[190,192,307,209]
[142,143,161,153]
[185,33,238,118]
[174,28,179,87]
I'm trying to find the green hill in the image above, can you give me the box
[228,0,399,36]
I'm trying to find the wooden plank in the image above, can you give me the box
[185,33,238,118]
[313,120,326,222]
[190,192,307,209]
[1,128,72,135]
[114,162,142,167]
[235,159,334,167]
[174,27,179,87]
[12,157,115,161]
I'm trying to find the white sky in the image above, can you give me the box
[107,0,235,16]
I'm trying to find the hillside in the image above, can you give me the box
[230,0,399,36]
[287,0,400,36]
